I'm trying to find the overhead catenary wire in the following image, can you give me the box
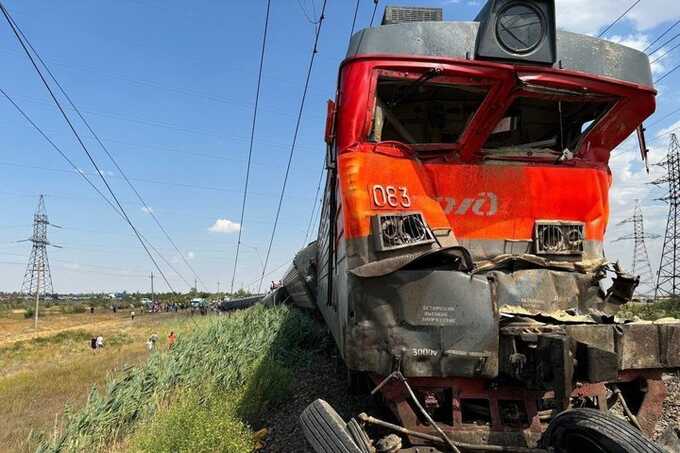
[597,0,641,38]
[302,165,325,247]
[648,106,680,128]
[231,0,271,294]
[0,88,193,290]
[369,0,380,27]
[301,0,362,249]
[648,30,680,57]
[257,0,328,293]
[7,11,207,292]
[643,19,680,52]
[349,0,361,37]
[655,61,680,84]
[650,39,680,64]
[0,2,176,292]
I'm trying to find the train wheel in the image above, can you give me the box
[300,399,363,453]
[542,408,664,453]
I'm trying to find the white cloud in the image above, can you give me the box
[186,251,195,260]
[141,206,154,214]
[208,218,241,234]
[556,1,680,35]
[608,33,649,52]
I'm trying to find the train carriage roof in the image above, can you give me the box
[347,21,653,88]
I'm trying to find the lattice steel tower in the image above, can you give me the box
[20,195,59,296]
[653,134,680,299]
[614,200,658,297]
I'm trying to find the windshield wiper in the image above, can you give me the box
[388,67,443,108]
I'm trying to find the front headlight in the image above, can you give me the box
[373,212,434,251]
[535,221,584,255]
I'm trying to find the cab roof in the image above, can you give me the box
[347,21,653,88]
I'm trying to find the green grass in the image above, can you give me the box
[37,304,327,453]
[619,298,680,320]
[131,389,252,453]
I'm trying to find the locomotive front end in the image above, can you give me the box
[290,1,680,450]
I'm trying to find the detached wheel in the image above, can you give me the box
[542,408,664,453]
[300,399,362,453]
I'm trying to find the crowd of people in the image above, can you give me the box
[89,331,177,353]
[145,331,176,351]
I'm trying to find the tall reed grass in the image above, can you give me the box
[37,304,326,453]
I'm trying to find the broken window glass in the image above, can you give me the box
[370,76,488,145]
[484,97,614,152]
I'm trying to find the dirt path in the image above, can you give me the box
[0,311,178,347]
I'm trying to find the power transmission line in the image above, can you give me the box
[257,0,328,293]
[597,0,641,38]
[650,40,680,65]
[300,0,362,250]
[614,201,658,296]
[297,0,319,25]
[647,106,680,128]
[653,134,680,298]
[648,30,680,57]
[6,10,207,291]
[655,61,680,84]
[349,0,361,36]
[302,166,324,247]
[0,160,315,199]
[0,87,192,290]
[644,19,680,52]
[231,0,271,293]
[0,2,175,291]
[369,0,380,27]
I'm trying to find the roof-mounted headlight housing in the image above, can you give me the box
[475,0,557,65]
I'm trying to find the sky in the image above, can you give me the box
[0,0,679,294]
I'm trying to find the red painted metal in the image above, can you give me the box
[372,371,666,443]
[334,55,655,163]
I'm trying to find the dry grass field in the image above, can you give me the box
[0,308,193,452]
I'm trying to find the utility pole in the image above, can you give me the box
[19,195,60,331]
[614,200,658,297]
[653,134,680,299]
[150,271,154,303]
[217,280,221,295]
[194,278,197,294]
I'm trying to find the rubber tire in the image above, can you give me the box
[542,408,664,453]
[347,418,373,453]
[300,399,363,453]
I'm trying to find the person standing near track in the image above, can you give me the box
[167,331,176,350]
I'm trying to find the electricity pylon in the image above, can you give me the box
[614,200,658,297]
[652,134,680,299]
[19,195,60,327]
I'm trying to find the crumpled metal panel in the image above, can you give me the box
[344,270,499,378]
[618,322,680,369]
[490,269,603,316]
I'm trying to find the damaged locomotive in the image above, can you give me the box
[271,2,680,451]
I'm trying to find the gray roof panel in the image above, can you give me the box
[346,22,653,88]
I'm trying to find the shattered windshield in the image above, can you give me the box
[483,96,614,152]
[370,75,488,145]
